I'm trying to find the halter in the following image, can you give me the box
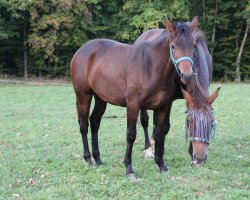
[169,46,194,75]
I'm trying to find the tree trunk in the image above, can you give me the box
[235,23,249,82]
[202,0,205,29]
[210,1,218,59]
[23,23,28,79]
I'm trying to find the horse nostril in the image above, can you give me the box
[194,154,207,163]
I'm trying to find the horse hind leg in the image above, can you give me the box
[90,95,107,166]
[77,95,93,165]
[140,109,154,159]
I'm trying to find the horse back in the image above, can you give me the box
[71,39,139,106]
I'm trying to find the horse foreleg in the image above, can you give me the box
[188,142,193,160]
[124,103,139,177]
[140,109,154,158]
[90,96,107,166]
[154,103,172,172]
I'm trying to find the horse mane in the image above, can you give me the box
[186,77,215,143]
[192,27,213,88]
[193,27,206,43]
[188,77,209,110]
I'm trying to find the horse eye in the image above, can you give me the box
[171,45,175,50]
[193,44,196,49]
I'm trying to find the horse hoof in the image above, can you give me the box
[145,147,154,159]
[125,165,135,177]
[160,165,169,172]
[96,159,103,166]
[126,173,136,178]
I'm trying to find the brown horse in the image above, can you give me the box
[135,25,220,165]
[71,17,199,176]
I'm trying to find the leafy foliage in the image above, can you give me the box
[0,0,249,80]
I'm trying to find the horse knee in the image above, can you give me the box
[79,119,88,134]
[126,129,136,143]
[127,134,136,144]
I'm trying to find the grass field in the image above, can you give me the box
[0,82,249,199]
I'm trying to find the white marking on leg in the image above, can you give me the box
[145,147,154,159]
[150,137,155,152]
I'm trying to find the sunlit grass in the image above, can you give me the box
[0,83,249,199]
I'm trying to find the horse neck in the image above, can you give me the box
[150,33,174,81]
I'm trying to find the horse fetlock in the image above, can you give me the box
[84,156,93,165]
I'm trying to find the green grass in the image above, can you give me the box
[0,82,249,199]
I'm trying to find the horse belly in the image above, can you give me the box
[94,84,126,106]
[89,68,127,106]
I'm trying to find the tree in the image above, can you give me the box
[235,0,249,82]
[0,0,27,76]
[0,0,249,80]
[191,0,249,80]
[28,0,90,77]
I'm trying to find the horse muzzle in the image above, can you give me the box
[180,71,196,84]
[192,154,208,165]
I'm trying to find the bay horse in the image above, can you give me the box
[71,17,199,176]
[135,25,220,165]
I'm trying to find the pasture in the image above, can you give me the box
[0,82,249,199]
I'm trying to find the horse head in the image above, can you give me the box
[182,81,220,165]
[165,16,198,84]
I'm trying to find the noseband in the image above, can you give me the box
[169,46,194,75]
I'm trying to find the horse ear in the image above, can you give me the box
[188,16,199,32]
[181,88,193,104]
[164,18,175,33]
[208,86,221,104]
